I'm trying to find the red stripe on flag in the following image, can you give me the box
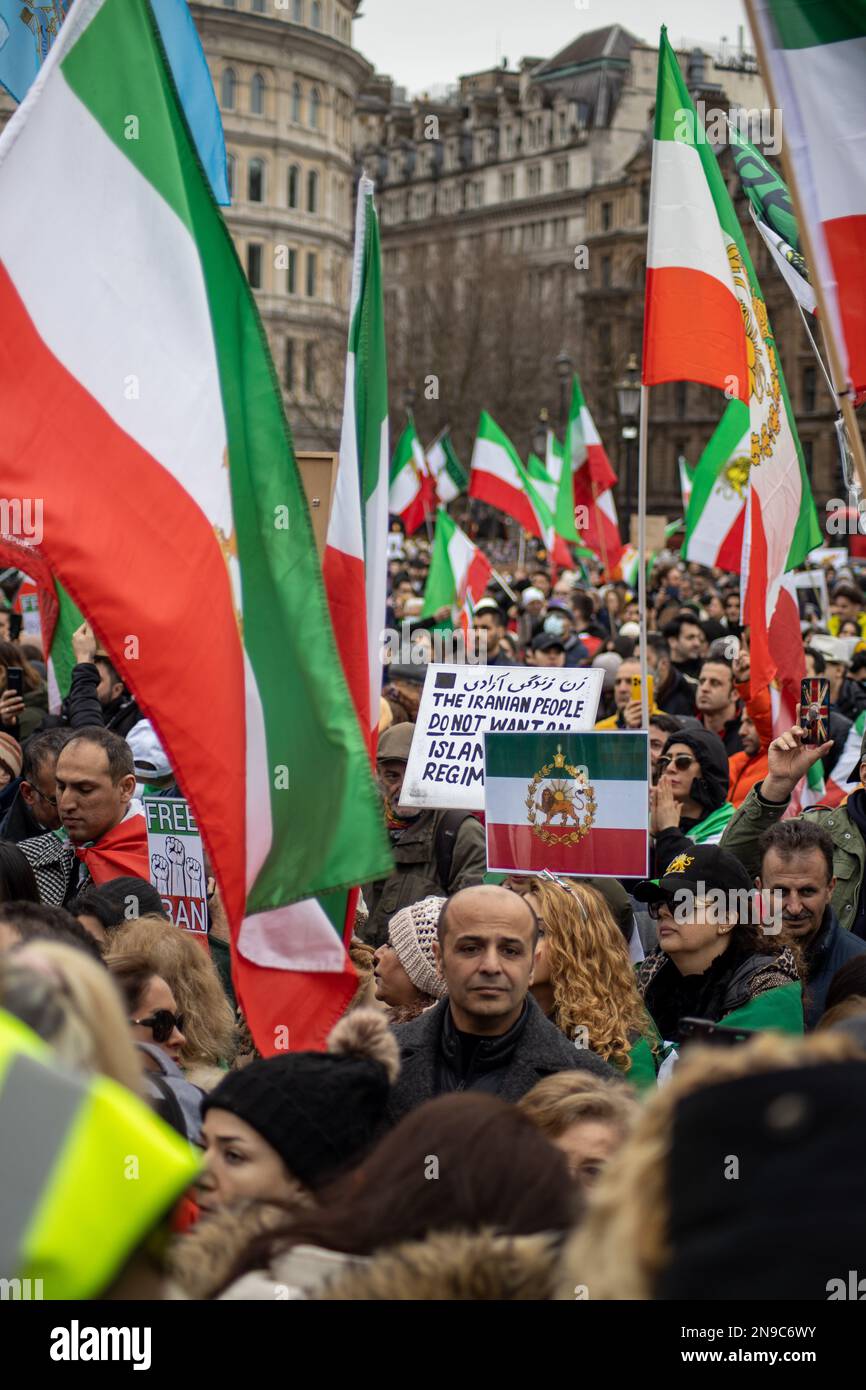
[0,261,247,925]
[469,471,542,539]
[716,504,746,572]
[824,213,866,393]
[464,549,492,601]
[322,544,371,753]
[234,954,357,1058]
[643,266,749,402]
[486,823,648,877]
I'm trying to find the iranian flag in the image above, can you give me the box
[389,419,433,535]
[645,28,820,702]
[485,731,649,877]
[566,376,623,572]
[748,0,866,393]
[426,430,467,504]
[469,412,573,566]
[0,0,391,1050]
[422,508,492,632]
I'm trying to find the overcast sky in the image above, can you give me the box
[354,0,752,94]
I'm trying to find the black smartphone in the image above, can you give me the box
[6,667,23,697]
[679,1016,758,1047]
[800,677,829,747]
[8,614,22,641]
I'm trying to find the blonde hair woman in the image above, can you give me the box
[518,1072,639,1189]
[557,1030,866,1300]
[0,940,143,1093]
[518,877,659,1089]
[107,914,236,1070]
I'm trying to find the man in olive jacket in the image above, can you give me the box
[387,885,615,1122]
[722,718,866,938]
[361,722,486,948]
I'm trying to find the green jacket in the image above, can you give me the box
[361,810,487,948]
[722,782,865,934]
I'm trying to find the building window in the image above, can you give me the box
[251,0,265,10]
[292,81,302,123]
[310,87,320,129]
[220,68,236,110]
[675,381,687,418]
[223,0,236,7]
[601,254,612,288]
[226,153,236,199]
[248,158,264,203]
[284,339,295,391]
[287,248,297,294]
[802,438,814,480]
[247,244,262,289]
[305,341,316,393]
[288,164,299,208]
[306,251,317,297]
[250,73,265,115]
[307,168,318,212]
[554,159,568,190]
[601,201,612,231]
[293,0,303,19]
[312,0,322,26]
[640,183,650,224]
[500,171,514,200]
[527,165,542,195]
[599,322,612,365]
[803,365,817,413]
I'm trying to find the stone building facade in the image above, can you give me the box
[356,25,852,525]
[192,0,369,450]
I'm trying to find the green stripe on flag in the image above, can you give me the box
[62,0,391,908]
[765,0,866,49]
[485,731,648,782]
[685,398,749,545]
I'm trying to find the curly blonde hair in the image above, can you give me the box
[518,1071,639,1141]
[107,914,236,1067]
[557,1030,866,1300]
[521,878,653,1072]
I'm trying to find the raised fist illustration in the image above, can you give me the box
[185,858,203,897]
[151,853,169,895]
[165,836,187,895]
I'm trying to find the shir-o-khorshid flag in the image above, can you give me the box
[0,0,391,1052]
[421,508,492,630]
[426,430,467,504]
[748,0,866,394]
[484,731,649,878]
[389,418,433,535]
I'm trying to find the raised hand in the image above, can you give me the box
[762,711,834,803]
[651,778,682,836]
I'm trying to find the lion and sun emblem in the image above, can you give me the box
[525,745,596,848]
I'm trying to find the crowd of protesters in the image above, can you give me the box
[3,538,866,1303]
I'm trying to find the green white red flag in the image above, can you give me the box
[0,0,391,1051]
[644,28,820,708]
[426,430,467,504]
[484,731,649,877]
[469,411,573,567]
[389,418,433,534]
[565,375,623,572]
[421,508,492,633]
[747,0,866,393]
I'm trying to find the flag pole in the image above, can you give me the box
[744,0,866,496]
[637,384,650,730]
[490,567,518,604]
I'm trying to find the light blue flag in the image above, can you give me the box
[0,0,229,205]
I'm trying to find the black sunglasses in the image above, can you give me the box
[658,753,698,774]
[131,1009,184,1044]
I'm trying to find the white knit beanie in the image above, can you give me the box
[388,896,448,999]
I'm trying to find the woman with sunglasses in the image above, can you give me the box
[109,951,187,1064]
[650,727,735,877]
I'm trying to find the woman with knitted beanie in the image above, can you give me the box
[372,895,448,1023]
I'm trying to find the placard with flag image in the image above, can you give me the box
[484,731,649,878]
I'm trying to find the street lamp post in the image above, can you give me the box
[615,353,641,531]
[555,348,573,431]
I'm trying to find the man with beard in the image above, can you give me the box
[756,820,866,1028]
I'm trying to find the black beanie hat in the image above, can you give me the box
[658,1061,866,1299]
[203,1010,399,1190]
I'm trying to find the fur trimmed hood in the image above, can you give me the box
[314,1229,564,1301]
[166,1196,310,1300]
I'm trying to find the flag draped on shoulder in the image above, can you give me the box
[469,412,573,566]
[0,0,391,1051]
[566,376,623,571]
[748,0,866,393]
[389,419,433,534]
[644,28,821,706]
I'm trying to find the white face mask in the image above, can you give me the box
[543,615,568,638]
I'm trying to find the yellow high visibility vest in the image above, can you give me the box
[0,1009,200,1299]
